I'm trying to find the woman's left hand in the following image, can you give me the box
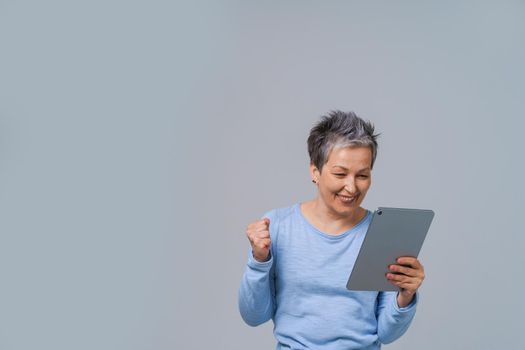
[386,256,425,308]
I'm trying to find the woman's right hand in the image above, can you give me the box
[245,218,272,262]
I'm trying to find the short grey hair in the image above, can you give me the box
[307,110,380,172]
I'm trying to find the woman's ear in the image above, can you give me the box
[310,163,320,184]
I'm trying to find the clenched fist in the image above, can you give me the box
[245,218,271,262]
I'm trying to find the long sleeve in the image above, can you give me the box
[238,204,420,349]
[375,291,419,344]
[238,248,276,326]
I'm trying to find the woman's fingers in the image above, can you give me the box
[388,264,423,278]
[396,256,423,270]
[386,257,425,293]
[246,219,270,237]
[254,225,270,233]
[386,273,413,283]
[245,218,272,262]
[386,274,419,289]
[390,257,425,279]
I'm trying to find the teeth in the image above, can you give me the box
[339,195,356,202]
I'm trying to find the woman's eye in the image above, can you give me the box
[332,173,368,178]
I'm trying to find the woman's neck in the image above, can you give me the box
[302,199,367,235]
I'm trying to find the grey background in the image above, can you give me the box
[1,1,524,349]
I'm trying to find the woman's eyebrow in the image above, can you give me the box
[332,165,371,172]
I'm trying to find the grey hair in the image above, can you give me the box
[307,110,380,172]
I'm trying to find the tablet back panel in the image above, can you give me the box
[346,207,434,291]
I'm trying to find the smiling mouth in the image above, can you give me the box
[337,194,359,204]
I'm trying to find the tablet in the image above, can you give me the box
[346,207,434,291]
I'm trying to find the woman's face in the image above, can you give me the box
[311,146,373,217]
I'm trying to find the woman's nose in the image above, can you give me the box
[344,178,357,194]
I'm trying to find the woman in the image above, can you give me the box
[238,111,425,350]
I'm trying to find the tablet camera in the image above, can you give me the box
[377,210,383,215]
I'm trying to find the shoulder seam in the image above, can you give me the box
[272,204,296,255]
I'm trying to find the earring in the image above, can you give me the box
[312,179,317,184]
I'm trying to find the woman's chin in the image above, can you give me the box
[332,203,360,216]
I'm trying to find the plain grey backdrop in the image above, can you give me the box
[1,1,524,349]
